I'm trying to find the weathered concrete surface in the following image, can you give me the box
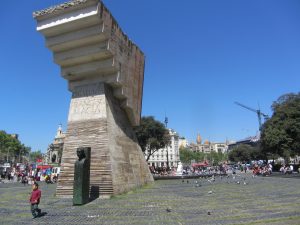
[55,83,153,198]
[34,0,153,198]
[34,0,144,126]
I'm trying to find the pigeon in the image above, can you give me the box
[207,177,215,183]
[166,208,172,213]
[207,211,211,215]
[88,215,99,218]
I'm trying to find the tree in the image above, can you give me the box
[179,147,194,164]
[208,151,228,165]
[228,144,253,163]
[0,130,25,162]
[249,144,266,161]
[194,151,206,163]
[134,116,170,161]
[179,147,227,165]
[261,93,300,162]
[30,150,43,162]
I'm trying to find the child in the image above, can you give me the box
[29,182,42,218]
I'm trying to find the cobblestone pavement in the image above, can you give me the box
[1,172,300,225]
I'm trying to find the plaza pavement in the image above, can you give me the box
[1,172,300,225]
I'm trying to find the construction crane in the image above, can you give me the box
[234,101,269,131]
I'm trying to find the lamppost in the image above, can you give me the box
[165,116,169,171]
[19,147,22,163]
[49,144,55,164]
[6,147,10,163]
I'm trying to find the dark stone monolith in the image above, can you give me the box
[73,147,90,205]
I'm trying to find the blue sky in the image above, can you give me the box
[0,0,300,152]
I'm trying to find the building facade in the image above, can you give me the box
[227,134,260,151]
[145,129,180,168]
[46,125,66,164]
[179,137,189,149]
[190,133,228,154]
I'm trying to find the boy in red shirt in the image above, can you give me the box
[29,182,42,218]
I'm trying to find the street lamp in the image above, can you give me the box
[6,147,10,163]
[19,148,22,163]
[164,116,169,171]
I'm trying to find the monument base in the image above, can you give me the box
[56,83,153,198]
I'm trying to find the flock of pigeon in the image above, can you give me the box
[180,172,256,190]
[165,173,257,215]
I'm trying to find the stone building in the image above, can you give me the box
[190,133,228,154]
[179,136,189,149]
[46,125,66,164]
[145,129,180,168]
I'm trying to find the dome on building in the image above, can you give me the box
[204,140,210,145]
[196,133,202,144]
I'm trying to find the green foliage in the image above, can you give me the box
[261,92,300,162]
[249,145,266,160]
[228,144,265,163]
[228,144,254,163]
[134,116,170,161]
[0,130,31,162]
[179,147,227,165]
[29,150,43,162]
[179,147,198,164]
[207,151,228,165]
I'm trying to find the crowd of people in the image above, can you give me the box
[0,164,58,185]
[150,163,231,176]
[150,161,299,177]
[252,163,273,176]
[279,164,296,174]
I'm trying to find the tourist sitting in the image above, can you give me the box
[285,165,292,174]
[21,175,28,186]
[45,174,52,184]
[261,166,270,176]
[290,164,294,173]
[280,165,285,174]
[253,165,260,176]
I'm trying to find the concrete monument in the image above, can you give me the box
[175,162,183,176]
[33,0,153,198]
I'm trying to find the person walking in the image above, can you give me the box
[29,182,42,218]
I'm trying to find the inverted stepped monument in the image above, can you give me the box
[33,0,153,198]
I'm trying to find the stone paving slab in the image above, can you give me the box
[0,172,300,224]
